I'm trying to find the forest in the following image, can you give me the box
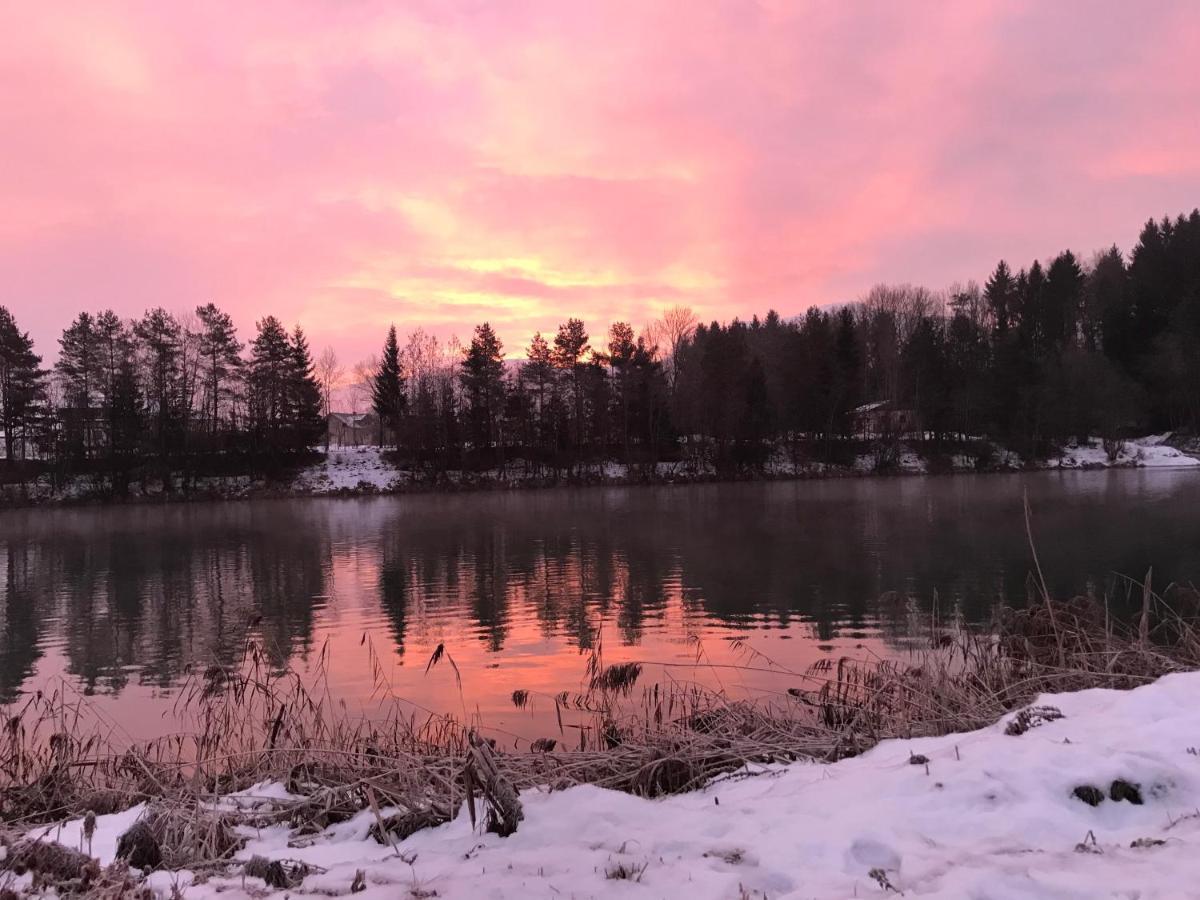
[1,209,1199,488]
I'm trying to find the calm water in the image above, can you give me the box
[2,469,1200,744]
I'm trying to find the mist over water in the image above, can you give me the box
[2,469,1199,742]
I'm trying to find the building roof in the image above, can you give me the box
[328,412,375,427]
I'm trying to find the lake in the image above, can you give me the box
[3,469,1199,746]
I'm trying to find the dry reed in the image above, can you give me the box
[2,571,1199,894]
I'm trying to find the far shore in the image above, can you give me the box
[3,434,1199,511]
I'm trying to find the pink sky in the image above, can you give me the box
[3,1,1199,365]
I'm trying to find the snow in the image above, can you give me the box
[9,434,1197,508]
[1052,437,1200,470]
[39,671,1200,899]
[293,446,401,493]
[897,450,927,473]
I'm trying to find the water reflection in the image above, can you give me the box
[1,469,1200,734]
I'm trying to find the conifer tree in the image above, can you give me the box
[460,322,506,455]
[196,302,243,435]
[0,306,43,466]
[56,312,99,458]
[372,325,405,447]
[247,315,294,448]
[289,325,325,449]
[520,332,557,452]
[553,318,590,451]
[133,307,183,457]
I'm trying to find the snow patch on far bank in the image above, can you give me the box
[57,671,1200,899]
[292,446,401,493]
[1052,435,1200,470]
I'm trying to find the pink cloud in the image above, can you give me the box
[0,1,1197,367]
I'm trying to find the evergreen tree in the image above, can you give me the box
[289,326,325,450]
[1043,251,1085,351]
[607,322,637,460]
[552,318,590,453]
[93,311,134,463]
[460,323,506,457]
[984,261,1017,336]
[1085,246,1126,354]
[55,312,100,458]
[737,356,771,468]
[832,307,863,435]
[196,302,243,436]
[901,316,951,440]
[107,354,145,492]
[246,316,294,449]
[520,332,557,453]
[372,325,406,447]
[0,306,43,466]
[1019,260,1048,355]
[133,307,183,458]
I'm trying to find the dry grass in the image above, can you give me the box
[2,570,1200,894]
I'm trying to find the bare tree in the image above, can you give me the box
[349,355,378,418]
[315,346,344,419]
[860,284,940,344]
[651,305,698,389]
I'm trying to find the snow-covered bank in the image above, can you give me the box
[291,435,1200,494]
[291,445,401,493]
[25,672,1200,899]
[6,435,1199,508]
[1049,435,1200,470]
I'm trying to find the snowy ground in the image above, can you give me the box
[1050,435,1200,470]
[19,672,1200,899]
[7,435,1199,506]
[291,446,402,493]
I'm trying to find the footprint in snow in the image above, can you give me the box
[845,837,901,875]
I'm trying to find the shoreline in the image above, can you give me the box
[4,435,1200,511]
[39,672,1200,899]
[4,596,1199,898]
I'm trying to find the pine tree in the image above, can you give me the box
[289,325,325,450]
[737,356,771,467]
[552,318,590,452]
[607,322,637,460]
[833,307,862,435]
[92,311,135,461]
[56,312,100,458]
[133,307,183,458]
[246,315,294,447]
[108,355,144,491]
[1086,246,1127,356]
[984,261,1016,336]
[196,303,242,436]
[1043,251,1085,351]
[520,332,557,452]
[0,306,44,466]
[372,325,405,447]
[1018,261,1047,355]
[460,323,506,456]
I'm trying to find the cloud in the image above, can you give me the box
[1,1,1197,364]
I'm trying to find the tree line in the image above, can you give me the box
[0,306,325,488]
[1,208,1198,488]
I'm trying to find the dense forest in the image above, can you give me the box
[1,209,1199,490]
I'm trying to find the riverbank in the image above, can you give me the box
[4,434,1200,509]
[3,594,1199,897]
[45,671,1200,899]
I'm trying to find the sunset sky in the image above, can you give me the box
[3,1,1198,365]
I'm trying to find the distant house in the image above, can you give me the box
[853,400,919,438]
[327,412,379,446]
[55,405,111,453]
